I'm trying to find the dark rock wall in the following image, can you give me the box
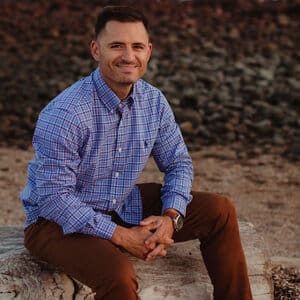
[0,0,299,158]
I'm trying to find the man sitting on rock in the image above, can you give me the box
[21,6,253,300]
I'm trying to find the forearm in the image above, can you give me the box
[110,225,128,246]
[152,99,193,216]
[38,192,117,239]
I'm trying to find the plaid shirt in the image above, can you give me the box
[21,69,193,240]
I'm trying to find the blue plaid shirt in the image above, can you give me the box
[21,68,193,240]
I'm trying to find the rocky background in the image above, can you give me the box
[0,0,300,160]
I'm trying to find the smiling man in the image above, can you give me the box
[21,6,253,300]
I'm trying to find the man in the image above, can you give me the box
[21,6,253,300]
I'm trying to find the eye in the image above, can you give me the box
[110,44,122,49]
[133,44,145,50]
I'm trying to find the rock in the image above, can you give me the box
[180,121,195,136]
[277,14,290,26]
[181,88,198,108]
[228,27,240,39]
[173,108,202,127]
[257,69,275,81]
[0,222,273,299]
[272,134,286,146]
[247,120,273,135]
[287,78,300,91]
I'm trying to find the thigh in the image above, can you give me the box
[24,218,135,292]
[174,191,235,242]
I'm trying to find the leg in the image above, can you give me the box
[24,218,138,300]
[175,191,253,300]
[138,183,253,300]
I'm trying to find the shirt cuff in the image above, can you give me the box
[161,194,192,218]
[79,214,118,240]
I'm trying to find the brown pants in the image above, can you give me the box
[24,183,253,300]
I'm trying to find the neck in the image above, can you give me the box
[114,85,133,100]
[99,70,133,100]
[106,81,133,100]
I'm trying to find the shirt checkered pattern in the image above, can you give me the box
[21,68,193,240]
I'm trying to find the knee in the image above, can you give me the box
[213,195,237,226]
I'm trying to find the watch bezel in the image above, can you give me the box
[173,214,184,232]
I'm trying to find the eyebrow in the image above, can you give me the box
[108,41,147,46]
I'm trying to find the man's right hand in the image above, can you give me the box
[111,221,169,260]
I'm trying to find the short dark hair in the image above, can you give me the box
[95,6,149,38]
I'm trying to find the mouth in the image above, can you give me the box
[116,63,138,68]
[116,64,139,73]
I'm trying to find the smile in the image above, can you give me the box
[116,64,139,68]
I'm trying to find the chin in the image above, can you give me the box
[119,77,139,84]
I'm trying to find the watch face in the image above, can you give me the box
[175,215,184,231]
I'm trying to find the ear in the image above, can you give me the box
[90,40,100,62]
[147,42,153,62]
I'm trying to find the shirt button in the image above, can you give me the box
[118,103,123,108]
[112,199,117,205]
[118,147,122,153]
[115,172,119,178]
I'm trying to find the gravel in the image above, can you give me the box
[272,266,300,300]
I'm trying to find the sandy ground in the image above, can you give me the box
[0,145,299,260]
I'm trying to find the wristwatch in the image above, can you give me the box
[164,210,184,232]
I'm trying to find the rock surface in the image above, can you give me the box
[0,222,272,299]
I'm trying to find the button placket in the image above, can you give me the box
[110,111,127,206]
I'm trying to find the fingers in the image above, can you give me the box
[140,216,162,230]
[146,241,156,251]
[140,216,157,225]
[145,235,174,249]
[145,244,167,262]
[144,219,174,248]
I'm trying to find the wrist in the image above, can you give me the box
[111,225,127,246]
[163,208,180,219]
[163,209,184,232]
[162,215,174,230]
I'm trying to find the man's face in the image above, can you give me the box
[91,21,152,97]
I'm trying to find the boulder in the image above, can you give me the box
[0,222,273,299]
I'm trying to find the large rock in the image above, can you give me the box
[0,222,273,300]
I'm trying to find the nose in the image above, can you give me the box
[121,47,135,62]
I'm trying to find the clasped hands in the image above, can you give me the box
[140,215,174,261]
[111,215,174,262]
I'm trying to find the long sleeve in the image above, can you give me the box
[32,106,117,239]
[151,93,193,217]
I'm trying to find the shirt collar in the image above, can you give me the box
[92,68,135,112]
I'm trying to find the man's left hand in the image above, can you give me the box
[140,215,174,261]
